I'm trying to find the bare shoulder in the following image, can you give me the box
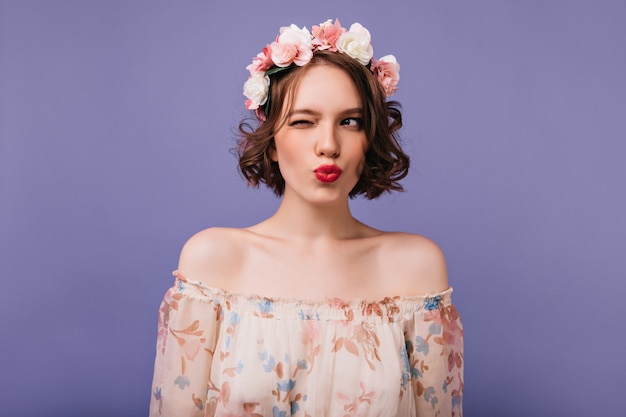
[377,232,449,295]
[177,227,247,287]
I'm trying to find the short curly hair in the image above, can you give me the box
[237,50,409,199]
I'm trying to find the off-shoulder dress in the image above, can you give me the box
[149,272,463,416]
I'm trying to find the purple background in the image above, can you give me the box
[1,1,625,416]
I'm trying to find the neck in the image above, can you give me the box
[261,192,365,242]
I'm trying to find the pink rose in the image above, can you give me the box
[312,18,345,52]
[271,24,313,67]
[371,55,400,97]
[246,44,273,74]
[270,41,300,67]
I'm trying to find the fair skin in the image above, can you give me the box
[178,65,449,300]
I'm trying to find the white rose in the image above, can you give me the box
[336,23,373,65]
[243,73,270,110]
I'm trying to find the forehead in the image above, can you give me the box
[290,65,362,110]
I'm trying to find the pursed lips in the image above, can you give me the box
[314,165,342,183]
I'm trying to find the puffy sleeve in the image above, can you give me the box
[149,275,221,416]
[405,292,464,416]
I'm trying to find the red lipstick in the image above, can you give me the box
[314,164,342,183]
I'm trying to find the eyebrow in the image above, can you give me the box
[287,108,363,118]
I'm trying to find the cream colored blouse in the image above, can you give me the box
[150,272,463,416]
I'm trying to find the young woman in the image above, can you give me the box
[150,19,463,417]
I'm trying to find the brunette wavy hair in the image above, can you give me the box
[237,50,409,199]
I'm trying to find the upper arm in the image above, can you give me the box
[412,236,449,293]
[177,227,243,286]
[384,233,450,295]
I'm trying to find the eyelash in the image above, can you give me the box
[289,119,313,127]
[341,118,362,128]
[288,117,363,128]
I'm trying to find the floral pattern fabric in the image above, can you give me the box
[150,272,463,416]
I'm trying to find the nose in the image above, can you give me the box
[315,124,340,158]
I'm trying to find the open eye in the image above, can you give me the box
[340,118,363,129]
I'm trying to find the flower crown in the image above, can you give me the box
[243,19,400,117]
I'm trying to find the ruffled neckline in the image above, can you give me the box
[170,271,454,322]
